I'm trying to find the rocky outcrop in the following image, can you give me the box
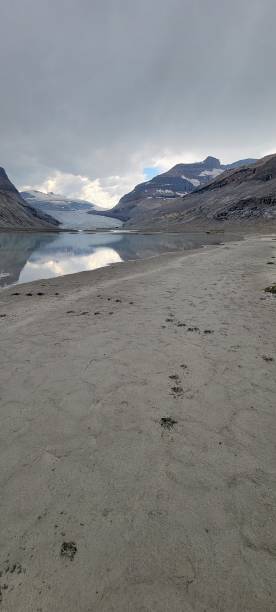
[0,168,60,230]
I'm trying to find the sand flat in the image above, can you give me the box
[0,235,276,611]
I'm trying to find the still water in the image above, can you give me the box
[0,230,225,288]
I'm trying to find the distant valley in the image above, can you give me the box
[21,190,99,213]
[20,190,121,230]
[2,153,276,232]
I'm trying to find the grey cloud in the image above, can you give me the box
[1,0,276,188]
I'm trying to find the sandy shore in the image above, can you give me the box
[0,235,276,611]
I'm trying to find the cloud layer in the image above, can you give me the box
[1,0,276,206]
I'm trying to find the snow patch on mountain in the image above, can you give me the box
[199,168,224,178]
[181,175,200,187]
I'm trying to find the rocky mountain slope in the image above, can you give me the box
[124,154,276,229]
[0,169,59,230]
[108,156,256,222]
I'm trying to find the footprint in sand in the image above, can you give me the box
[60,541,77,561]
[169,374,180,382]
[160,417,178,430]
[170,384,184,398]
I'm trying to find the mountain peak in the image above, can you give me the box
[0,166,18,193]
[203,156,221,169]
[0,167,8,178]
[110,156,258,222]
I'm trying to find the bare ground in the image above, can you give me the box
[0,235,276,611]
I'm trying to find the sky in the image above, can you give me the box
[1,0,276,208]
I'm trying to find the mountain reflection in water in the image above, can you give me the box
[0,230,225,288]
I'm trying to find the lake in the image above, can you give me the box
[0,230,226,288]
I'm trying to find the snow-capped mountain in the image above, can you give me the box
[20,189,121,230]
[108,156,257,221]
[20,190,99,213]
[122,154,276,229]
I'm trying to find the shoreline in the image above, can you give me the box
[0,235,276,611]
[0,238,237,295]
[0,228,242,292]
[1,219,276,235]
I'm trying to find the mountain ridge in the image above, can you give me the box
[21,190,99,213]
[123,154,276,229]
[107,156,257,222]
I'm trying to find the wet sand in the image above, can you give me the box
[0,235,276,611]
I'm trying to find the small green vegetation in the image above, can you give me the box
[264,284,276,294]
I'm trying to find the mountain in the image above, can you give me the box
[0,169,59,230]
[21,190,121,229]
[224,158,257,170]
[123,154,276,229]
[21,190,98,213]
[108,156,257,222]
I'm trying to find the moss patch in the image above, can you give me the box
[264,284,276,294]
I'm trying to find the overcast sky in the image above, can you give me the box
[1,0,276,207]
